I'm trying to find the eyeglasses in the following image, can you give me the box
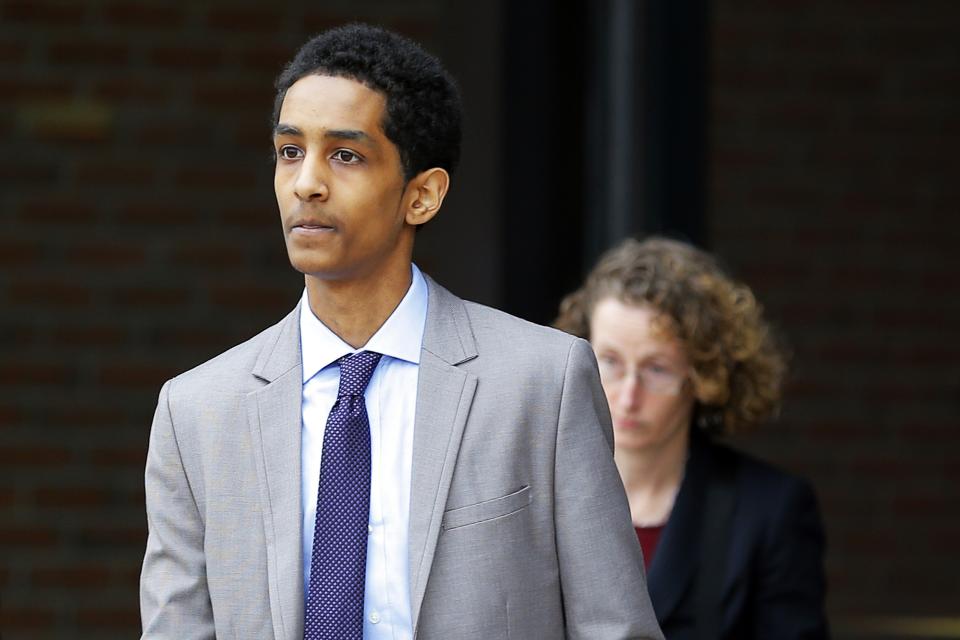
[596,356,688,396]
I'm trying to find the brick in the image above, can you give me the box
[35,488,108,507]
[0,526,59,547]
[0,239,41,266]
[67,244,145,268]
[205,7,281,32]
[848,457,919,476]
[865,309,948,331]
[49,41,129,66]
[891,346,960,367]
[302,13,342,34]
[19,99,113,143]
[172,244,247,269]
[103,2,184,28]
[78,525,146,548]
[77,607,142,629]
[0,488,15,507]
[94,77,167,102]
[33,566,111,588]
[888,566,957,593]
[0,161,59,186]
[806,420,877,445]
[117,202,199,225]
[0,77,73,101]
[238,43,291,70]
[0,446,71,468]
[129,487,146,506]
[2,0,86,24]
[232,123,274,150]
[91,447,145,468]
[45,406,127,429]
[904,68,960,97]
[114,286,189,308]
[9,282,92,307]
[176,167,258,189]
[384,18,437,44]
[152,326,229,348]
[75,161,154,187]
[52,325,127,348]
[0,40,26,64]
[929,529,960,553]
[150,45,223,69]
[0,404,23,427]
[0,606,55,630]
[841,531,897,555]
[0,362,72,387]
[0,322,37,348]
[893,495,954,517]
[19,195,99,224]
[135,122,203,147]
[193,83,273,109]
[118,565,142,586]
[217,205,276,228]
[209,284,291,311]
[99,362,179,389]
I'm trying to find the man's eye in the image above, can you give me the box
[332,149,361,164]
[278,145,303,160]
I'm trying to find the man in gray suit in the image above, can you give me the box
[140,23,662,640]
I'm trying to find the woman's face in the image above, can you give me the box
[590,297,696,453]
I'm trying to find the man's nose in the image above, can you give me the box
[293,156,329,201]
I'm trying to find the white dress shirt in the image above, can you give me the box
[300,264,427,640]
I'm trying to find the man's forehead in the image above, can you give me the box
[279,74,386,125]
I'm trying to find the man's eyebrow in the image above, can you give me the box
[272,125,374,145]
[324,129,373,144]
[273,123,302,137]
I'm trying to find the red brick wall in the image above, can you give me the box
[709,1,960,628]
[2,1,958,637]
[0,3,442,637]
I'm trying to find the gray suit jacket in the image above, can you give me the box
[140,276,663,639]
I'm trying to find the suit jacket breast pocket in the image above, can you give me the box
[441,485,531,531]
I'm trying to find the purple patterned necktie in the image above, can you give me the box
[304,350,382,640]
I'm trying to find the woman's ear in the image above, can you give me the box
[404,167,450,227]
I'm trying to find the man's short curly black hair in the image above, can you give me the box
[273,23,462,182]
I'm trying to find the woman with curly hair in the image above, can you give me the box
[556,237,829,640]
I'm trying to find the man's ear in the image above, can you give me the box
[404,167,450,227]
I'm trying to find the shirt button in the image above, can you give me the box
[369,611,381,624]
[368,523,373,534]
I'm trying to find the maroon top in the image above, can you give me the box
[635,524,666,570]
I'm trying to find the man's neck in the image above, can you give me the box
[305,264,414,349]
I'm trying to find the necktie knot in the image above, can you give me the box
[336,351,382,398]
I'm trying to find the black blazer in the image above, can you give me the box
[646,431,830,640]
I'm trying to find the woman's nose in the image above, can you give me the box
[614,376,644,411]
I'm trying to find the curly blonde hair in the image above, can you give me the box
[555,237,787,435]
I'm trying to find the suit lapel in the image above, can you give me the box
[246,306,304,640]
[647,434,711,623]
[408,277,478,632]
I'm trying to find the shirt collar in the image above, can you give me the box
[299,264,429,383]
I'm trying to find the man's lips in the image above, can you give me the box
[291,220,336,233]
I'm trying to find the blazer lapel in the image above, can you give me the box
[408,276,478,632]
[246,306,304,640]
[646,433,711,622]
